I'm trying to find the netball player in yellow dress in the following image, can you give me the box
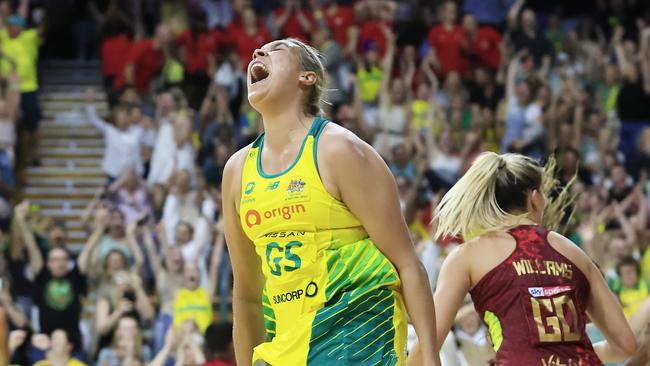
[221,39,440,366]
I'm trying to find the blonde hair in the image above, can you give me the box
[281,38,325,116]
[434,152,543,240]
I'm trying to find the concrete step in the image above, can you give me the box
[36,147,103,159]
[23,187,97,200]
[66,220,85,230]
[40,139,103,148]
[43,109,84,120]
[40,101,108,113]
[38,208,85,219]
[40,122,105,131]
[40,122,98,131]
[41,157,102,168]
[38,126,101,139]
[26,176,105,187]
[40,91,107,102]
[26,166,104,177]
[43,117,109,128]
[31,198,93,210]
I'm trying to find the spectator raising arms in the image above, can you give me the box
[462,13,501,71]
[0,11,44,167]
[427,1,469,78]
[501,50,544,159]
[33,246,87,345]
[227,7,272,72]
[85,89,145,182]
[273,0,315,41]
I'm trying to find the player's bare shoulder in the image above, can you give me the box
[316,122,380,199]
[317,122,377,165]
[546,231,594,275]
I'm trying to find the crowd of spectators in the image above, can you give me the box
[0,0,650,365]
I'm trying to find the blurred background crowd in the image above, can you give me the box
[0,0,650,365]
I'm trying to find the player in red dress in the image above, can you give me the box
[410,152,637,365]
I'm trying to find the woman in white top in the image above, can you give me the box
[85,90,143,181]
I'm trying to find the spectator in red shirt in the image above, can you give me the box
[355,1,395,57]
[462,13,502,71]
[427,1,469,78]
[177,11,217,109]
[321,0,356,52]
[101,35,132,87]
[228,7,272,71]
[98,8,133,107]
[273,0,316,41]
[120,24,173,94]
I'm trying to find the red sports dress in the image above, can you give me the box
[469,225,603,366]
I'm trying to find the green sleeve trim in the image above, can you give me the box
[311,116,329,179]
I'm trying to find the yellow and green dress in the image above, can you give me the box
[240,117,407,365]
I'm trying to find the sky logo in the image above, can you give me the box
[528,287,544,297]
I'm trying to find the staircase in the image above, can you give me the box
[23,60,108,252]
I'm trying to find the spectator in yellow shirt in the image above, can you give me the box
[172,228,225,333]
[173,262,213,333]
[0,14,43,166]
[610,256,650,318]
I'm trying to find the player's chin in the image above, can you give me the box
[247,86,272,110]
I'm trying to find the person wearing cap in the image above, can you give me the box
[0,14,43,166]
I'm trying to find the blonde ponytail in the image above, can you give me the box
[434,152,542,240]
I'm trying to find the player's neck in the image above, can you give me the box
[261,108,313,150]
[517,215,539,227]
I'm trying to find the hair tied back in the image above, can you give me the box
[497,157,506,170]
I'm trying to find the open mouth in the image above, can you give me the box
[250,61,270,84]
